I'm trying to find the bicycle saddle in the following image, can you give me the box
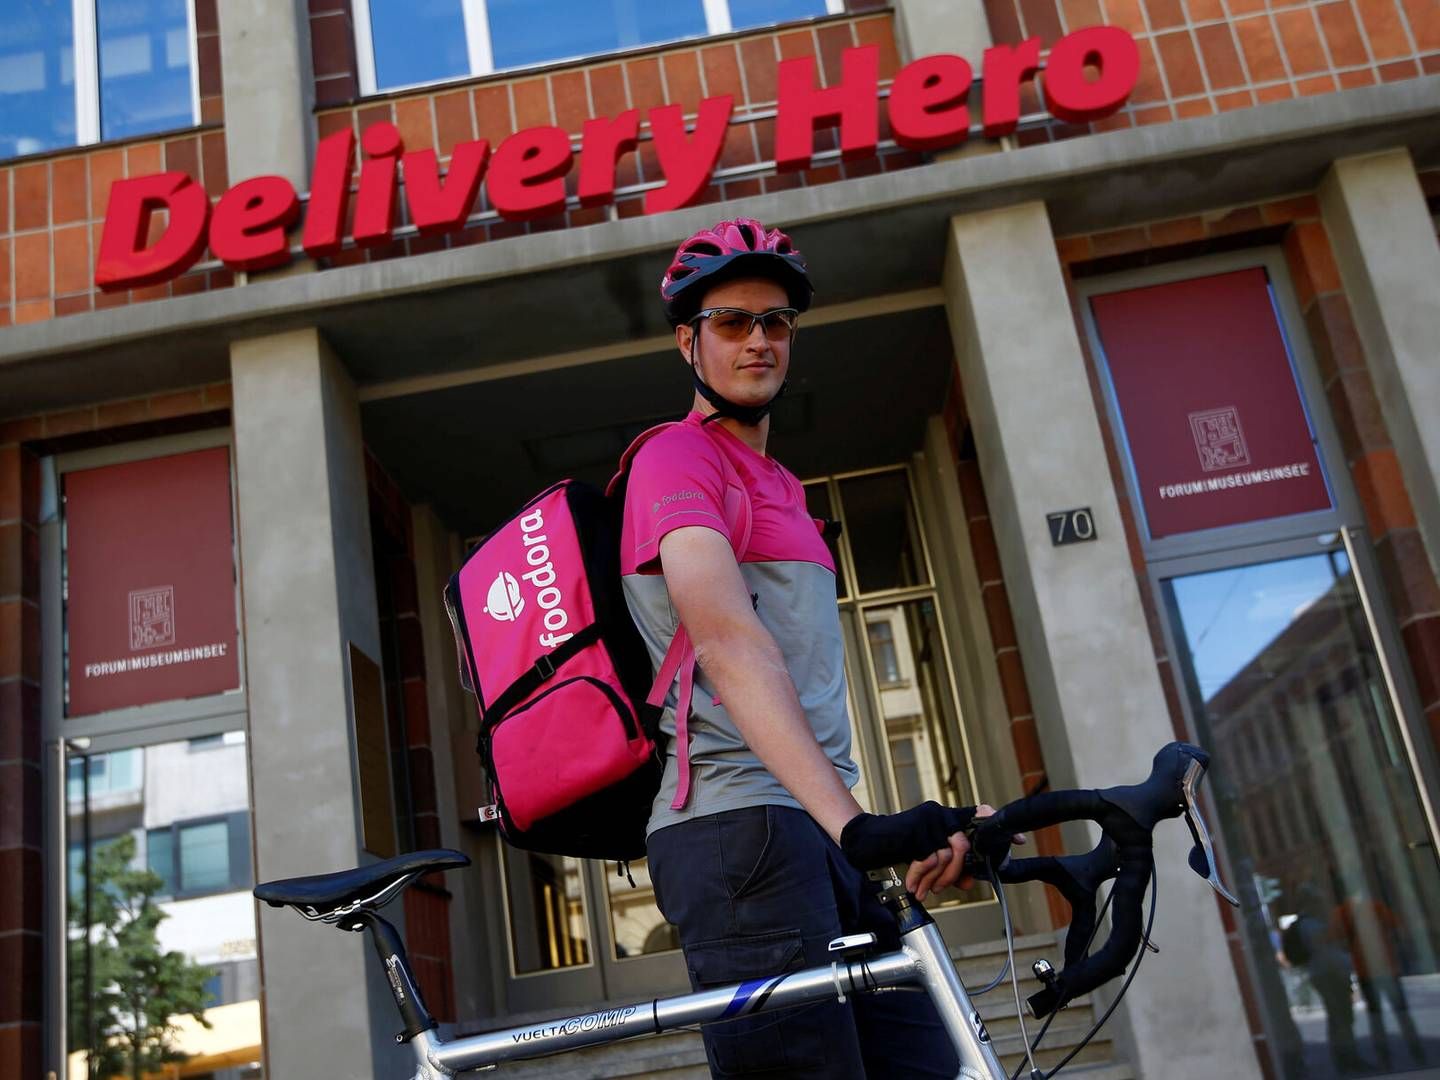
[254,848,470,927]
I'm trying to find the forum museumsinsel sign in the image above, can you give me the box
[94,26,1140,291]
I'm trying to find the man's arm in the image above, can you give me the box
[658,525,979,897]
[658,525,862,842]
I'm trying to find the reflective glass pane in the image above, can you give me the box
[66,733,261,1078]
[1167,553,1440,1078]
[729,0,827,31]
[97,0,194,141]
[369,0,469,90]
[605,858,678,960]
[179,821,229,893]
[0,0,76,157]
[487,0,707,71]
[837,469,928,594]
[504,850,592,973]
[803,480,847,598]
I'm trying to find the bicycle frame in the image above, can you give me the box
[383,918,1006,1079]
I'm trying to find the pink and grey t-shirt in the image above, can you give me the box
[621,411,860,837]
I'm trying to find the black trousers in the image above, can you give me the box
[647,804,960,1079]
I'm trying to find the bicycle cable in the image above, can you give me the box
[1025,864,1159,1080]
[1007,885,1116,1080]
[991,859,1040,1079]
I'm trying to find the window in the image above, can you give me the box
[0,0,197,160]
[66,748,142,803]
[355,0,842,93]
[147,812,252,898]
[866,618,902,685]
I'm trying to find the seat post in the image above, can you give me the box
[358,911,437,1043]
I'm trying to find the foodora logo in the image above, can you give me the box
[514,506,574,649]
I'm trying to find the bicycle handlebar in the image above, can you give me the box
[965,741,1238,1018]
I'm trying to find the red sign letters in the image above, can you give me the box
[95,27,1138,290]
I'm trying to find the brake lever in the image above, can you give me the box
[1180,757,1239,907]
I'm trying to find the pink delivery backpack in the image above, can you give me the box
[443,423,751,862]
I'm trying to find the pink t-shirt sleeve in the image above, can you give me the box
[624,428,732,573]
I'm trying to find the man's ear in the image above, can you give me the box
[675,323,694,363]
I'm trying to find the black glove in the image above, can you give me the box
[839,802,978,871]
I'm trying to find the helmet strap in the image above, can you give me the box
[688,334,787,426]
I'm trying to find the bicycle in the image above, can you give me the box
[254,741,1240,1079]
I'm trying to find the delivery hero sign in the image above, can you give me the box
[94,27,1138,291]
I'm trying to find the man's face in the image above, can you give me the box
[676,277,794,410]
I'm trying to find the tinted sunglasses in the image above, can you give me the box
[692,307,800,342]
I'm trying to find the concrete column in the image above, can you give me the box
[1320,149,1440,580]
[891,0,992,62]
[217,0,315,188]
[942,203,1260,1080]
[232,328,410,1078]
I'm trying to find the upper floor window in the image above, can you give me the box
[355,0,841,94]
[1,0,197,160]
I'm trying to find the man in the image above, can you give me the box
[620,219,1016,1078]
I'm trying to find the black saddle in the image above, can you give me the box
[254,849,470,926]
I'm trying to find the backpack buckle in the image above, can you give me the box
[535,654,556,680]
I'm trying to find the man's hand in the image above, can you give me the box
[903,805,1028,902]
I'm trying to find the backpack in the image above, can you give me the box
[443,423,752,862]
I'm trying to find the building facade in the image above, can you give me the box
[2,0,1438,1077]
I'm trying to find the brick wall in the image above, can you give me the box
[0,0,228,328]
[366,452,457,1023]
[311,14,915,265]
[0,382,231,1079]
[984,0,1439,143]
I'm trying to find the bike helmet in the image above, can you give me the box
[660,219,814,425]
[660,218,813,327]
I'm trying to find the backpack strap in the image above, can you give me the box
[613,418,755,812]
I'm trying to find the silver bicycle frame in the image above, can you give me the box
[401,921,1008,1079]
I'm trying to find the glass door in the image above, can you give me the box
[1162,540,1440,1078]
[63,731,263,1079]
[806,466,995,939]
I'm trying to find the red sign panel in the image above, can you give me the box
[66,447,240,715]
[1090,268,1331,539]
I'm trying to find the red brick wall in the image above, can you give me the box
[366,452,457,1022]
[312,14,915,265]
[311,0,362,107]
[0,382,231,1079]
[984,0,1439,143]
[0,0,228,328]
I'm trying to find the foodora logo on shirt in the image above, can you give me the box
[516,507,574,649]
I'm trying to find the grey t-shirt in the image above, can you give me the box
[619,413,859,836]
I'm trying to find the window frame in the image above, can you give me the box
[1075,247,1362,563]
[41,428,247,747]
[57,0,203,150]
[352,0,845,97]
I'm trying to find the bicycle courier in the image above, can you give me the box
[442,425,751,862]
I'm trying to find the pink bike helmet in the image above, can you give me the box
[660,218,813,327]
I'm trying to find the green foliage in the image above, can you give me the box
[68,834,215,1080]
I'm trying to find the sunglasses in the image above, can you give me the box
[692,307,799,342]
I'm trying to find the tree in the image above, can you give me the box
[68,834,215,1080]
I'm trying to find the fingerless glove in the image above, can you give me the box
[839,802,978,871]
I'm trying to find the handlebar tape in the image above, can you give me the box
[971,743,1207,1017]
